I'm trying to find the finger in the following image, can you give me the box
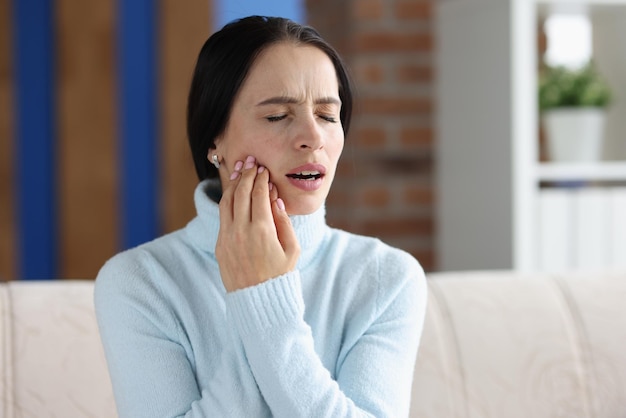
[269,181,278,202]
[233,156,257,222]
[272,198,300,259]
[251,166,273,222]
[228,160,244,181]
[218,160,244,226]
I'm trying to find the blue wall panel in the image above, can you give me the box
[117,0,160,250]
[13,0,58,279]
[215,0,304,28]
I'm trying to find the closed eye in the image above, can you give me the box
[319,115,338,123]
[266,115,287,122]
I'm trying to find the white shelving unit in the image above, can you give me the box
[436,0,626,272]
[536,162,626,182]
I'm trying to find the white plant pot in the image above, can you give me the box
[542,108,607,162]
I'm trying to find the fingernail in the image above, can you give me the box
[277,198,285,211]
[268,182,273,191]
[244,156,255,169]
[229,171,239,180]
[257,166,265,174]
[234,160,243,171]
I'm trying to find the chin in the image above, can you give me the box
[284,196,325,216]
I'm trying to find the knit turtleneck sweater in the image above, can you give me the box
[95,180,427,418]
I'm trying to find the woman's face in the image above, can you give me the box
[214,42,344,215]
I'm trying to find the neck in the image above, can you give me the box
[187,179,329,269]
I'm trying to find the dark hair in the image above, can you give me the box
[186,16,353,180]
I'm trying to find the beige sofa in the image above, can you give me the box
[1,270,625,417]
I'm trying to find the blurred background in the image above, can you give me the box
[0,0,435,280]
[1,0,625,281]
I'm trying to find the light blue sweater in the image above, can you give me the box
[95,180,427,418]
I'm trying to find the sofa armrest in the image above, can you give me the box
[410,270,626,418]
[0,280,116,418]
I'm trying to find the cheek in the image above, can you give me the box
[218,114,270,159]
[328,130,345,162]
[222,129,268,162]
[251,134,280,159]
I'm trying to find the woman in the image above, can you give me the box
[95,16,426,418]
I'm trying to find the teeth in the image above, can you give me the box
[288,170,323,180]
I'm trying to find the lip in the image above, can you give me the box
[285,163,326,192]
[286,163,327,176]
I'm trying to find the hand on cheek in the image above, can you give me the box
[216,156,300,292]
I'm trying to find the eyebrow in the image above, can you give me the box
[256,96,341,106]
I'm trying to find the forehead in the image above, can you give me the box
[238,42,339,101]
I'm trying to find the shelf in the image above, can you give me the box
[536,161,626,181]
[536,0,626,18]
[537,0,626,5]
[536,0,626,11]
[437,0,626,271]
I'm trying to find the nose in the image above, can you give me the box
[294,115,324,151]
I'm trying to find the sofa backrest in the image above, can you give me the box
[2,272,625,417]
[0,281,116,418]
[410,270,626,418]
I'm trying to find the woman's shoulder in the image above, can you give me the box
[93,230,198,339]
[328,226,419,261]
[95,229,190,295]
[326,226,425,282]
[323,227,427,322]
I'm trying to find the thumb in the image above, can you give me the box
[272,198,300,258]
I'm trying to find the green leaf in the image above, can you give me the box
[538,61,613,111]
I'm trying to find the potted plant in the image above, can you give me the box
[538,62,613,162]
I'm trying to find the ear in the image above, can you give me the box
[207,138,225,168]
[211,135,224,154]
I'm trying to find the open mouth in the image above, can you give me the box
[286,171,323,181]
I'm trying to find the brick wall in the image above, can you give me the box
[0,0,436,279]
[307,0,436,271]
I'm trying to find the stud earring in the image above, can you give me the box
[211,154,220,169]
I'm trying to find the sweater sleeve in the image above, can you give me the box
[94,252,270,418]
[227,250,427,418]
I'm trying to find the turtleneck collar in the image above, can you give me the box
[185,179,329,270]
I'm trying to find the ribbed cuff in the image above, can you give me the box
[226,271,304,338]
